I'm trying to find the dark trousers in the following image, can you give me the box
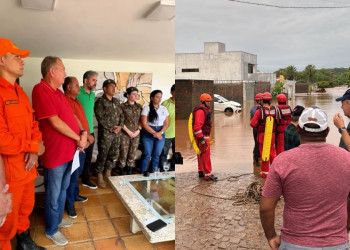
[81,133,95,183]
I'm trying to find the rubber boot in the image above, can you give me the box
[97,173,106,189]
[16,229,45,250]
[105,169,111,178]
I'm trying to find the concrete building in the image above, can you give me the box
[176,42,275,86]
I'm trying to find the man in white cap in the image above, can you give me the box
[260,107,350,249]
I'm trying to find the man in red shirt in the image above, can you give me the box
[261,107,350,249]
[63,76,95,218]
[32,57,87,246]
[0,38,45,250]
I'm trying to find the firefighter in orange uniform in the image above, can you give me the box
[250,92,277,178]
[275,93,292,155]
[0,38,45,250]
[193,93,218,181]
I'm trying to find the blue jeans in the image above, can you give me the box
[279,239,349,250]
[66,152,86,207]
[140,126,165,173]
[44,161,72,235]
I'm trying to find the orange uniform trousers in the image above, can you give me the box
[196,137,213,179]
[0,179,35,250]
[258,132,276,179]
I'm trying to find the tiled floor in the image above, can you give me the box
[11,176,175,250]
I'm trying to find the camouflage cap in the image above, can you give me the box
[102,79,116,88]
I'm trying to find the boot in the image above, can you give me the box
[16,229,45,250]
[97,173,106,189]
[119,167,125,176]
[105,169,112,179]
[127,166,133,175]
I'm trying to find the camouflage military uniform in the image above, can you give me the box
[119,102,142,168]
[94,95,124,173]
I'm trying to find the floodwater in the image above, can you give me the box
[176,86,349,174]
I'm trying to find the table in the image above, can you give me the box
[108,172,175,243]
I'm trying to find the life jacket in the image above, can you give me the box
[192,106,212,135]
[250,105,259,120]
[276,105,292,133]
[257,106,277,133]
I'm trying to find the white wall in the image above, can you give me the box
[21,57,175,102]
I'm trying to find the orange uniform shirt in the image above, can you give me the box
[0,77,42,185]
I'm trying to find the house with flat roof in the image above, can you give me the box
[176,42,275,85]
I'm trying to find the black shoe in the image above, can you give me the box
[82,180,97,189]
[119,167,125,175]
[66,206,77,219]
[75,195,88,203]
[127,166,133,175]
[16,229,45,250]
[198,171,204,178]
[207,175,218,181]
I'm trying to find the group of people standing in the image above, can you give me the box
[0,38,175,249]
[250,92,304,178]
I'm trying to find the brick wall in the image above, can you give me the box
[295,82,309,93]
[175,79,214,120]
[214,83,243,104]
[255,82,271,95]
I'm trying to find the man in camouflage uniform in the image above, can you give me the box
[119,87,143,175]
[94,79,123,188]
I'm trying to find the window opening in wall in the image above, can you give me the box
[248,64,254,74]
[182,68,199,72]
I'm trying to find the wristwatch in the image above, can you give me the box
[338,127,346,134]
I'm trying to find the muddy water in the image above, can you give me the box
[176,87,349,174]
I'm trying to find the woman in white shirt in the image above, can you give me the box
[140,90,169,173]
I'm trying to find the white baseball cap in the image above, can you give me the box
[298,107,328,132]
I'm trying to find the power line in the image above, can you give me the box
[228,0,350,8]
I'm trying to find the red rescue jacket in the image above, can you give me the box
[276,104,292,133]
[192,105,212,138]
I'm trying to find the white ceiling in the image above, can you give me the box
[0,0,175,63]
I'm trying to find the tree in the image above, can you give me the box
[274,68,285,77]
[285,65,297,80]
[304,64,316,83]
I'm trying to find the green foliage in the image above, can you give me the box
[285,65,297,80]
[272,81,285,97]
[317,81,337,88]
[304,64,316,83]
[275,65,350,88]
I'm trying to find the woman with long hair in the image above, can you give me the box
[119,87,143,175]
[140,90,169,173]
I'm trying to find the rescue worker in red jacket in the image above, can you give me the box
[0,38,45,249]
[250,93,263,166]
[193,93,217,181]
[250,92,277,178]
[275,93,292,155]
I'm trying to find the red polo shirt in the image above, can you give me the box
[64,94,90,133]
[32,79,80,168]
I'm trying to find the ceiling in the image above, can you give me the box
[0,0,175,63]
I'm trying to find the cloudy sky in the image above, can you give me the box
[175,0,350,72]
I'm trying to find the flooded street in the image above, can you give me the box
[176,87,349,174]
